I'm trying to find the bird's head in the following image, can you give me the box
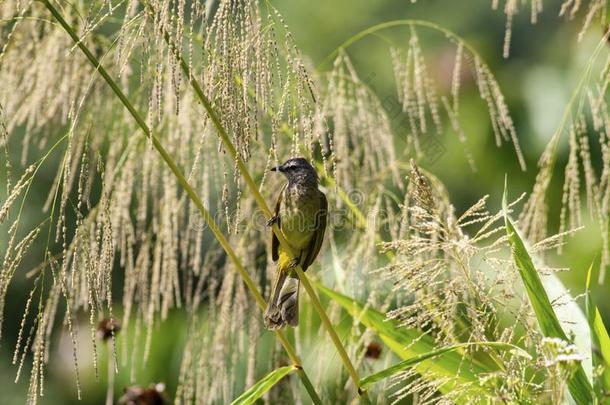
[271,157,318,185]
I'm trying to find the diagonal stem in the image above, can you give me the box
[233,74,395,264]
[148,5,371,402]
[38,1,322,403]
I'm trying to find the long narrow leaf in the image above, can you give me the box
[360,341,531,389]
[590,308,610,399]
[502,189,593,404]
[586,262,610,399]
[315,283,496,399]
[231,366,295,405]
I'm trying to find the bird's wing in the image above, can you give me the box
[302,191,328,271]
[271,184,286,262]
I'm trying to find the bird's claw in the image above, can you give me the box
[267,215,280,227]
[288,257,300,269]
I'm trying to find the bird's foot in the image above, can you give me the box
[266,215,280,227]
[287,256,300,269]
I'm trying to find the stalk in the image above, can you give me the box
[234,74,394,264]
[105,352,113,405]
[318,19,495,71]
[150,8,371,401]
[38,1,322,403]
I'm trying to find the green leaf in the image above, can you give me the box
[502,188,593,405]
[231,366,295,405]
[586,262,610,400]
[315,282,498,400]
[361,341,531,389]
[591,308,610,400]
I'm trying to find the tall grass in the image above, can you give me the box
[1,0,610,403]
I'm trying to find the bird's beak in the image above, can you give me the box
[271,165,282,172]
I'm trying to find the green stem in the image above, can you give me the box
[321,19,530,173]
[317,19,486,71]
[149,6,370,402]
[234,74,393,262]
[39,1,321,403]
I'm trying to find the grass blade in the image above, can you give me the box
[586,262,610,400]
[315,282,498,399]
[360,342,531,389]
[231,366,295,405]
[502,189,593,404]
[590,307,610,400]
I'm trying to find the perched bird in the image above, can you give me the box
[264,157,328,329]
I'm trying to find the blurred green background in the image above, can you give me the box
[1,0,608,403]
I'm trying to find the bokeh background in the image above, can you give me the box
[1,0,608,403]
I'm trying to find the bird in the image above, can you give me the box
[264,157,328,329]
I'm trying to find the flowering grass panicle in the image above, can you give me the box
[1,0,608,403]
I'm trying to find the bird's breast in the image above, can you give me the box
[279,185,321,250]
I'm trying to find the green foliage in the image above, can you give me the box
[503,189,593,405]
[3,0,610,403]
[231,366,295,405]
[360,341,531,389]
[586,263,610,402]
[316,282,494,399]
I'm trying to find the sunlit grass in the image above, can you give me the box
[1,0,610,404]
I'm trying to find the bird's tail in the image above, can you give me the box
[264,271,300,330]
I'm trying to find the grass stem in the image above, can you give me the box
[149,6,370,401]
[39,1,321,402]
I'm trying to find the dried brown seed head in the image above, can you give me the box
[119,383,166,405]
[365,341,382,360]
[97,318,121,342]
